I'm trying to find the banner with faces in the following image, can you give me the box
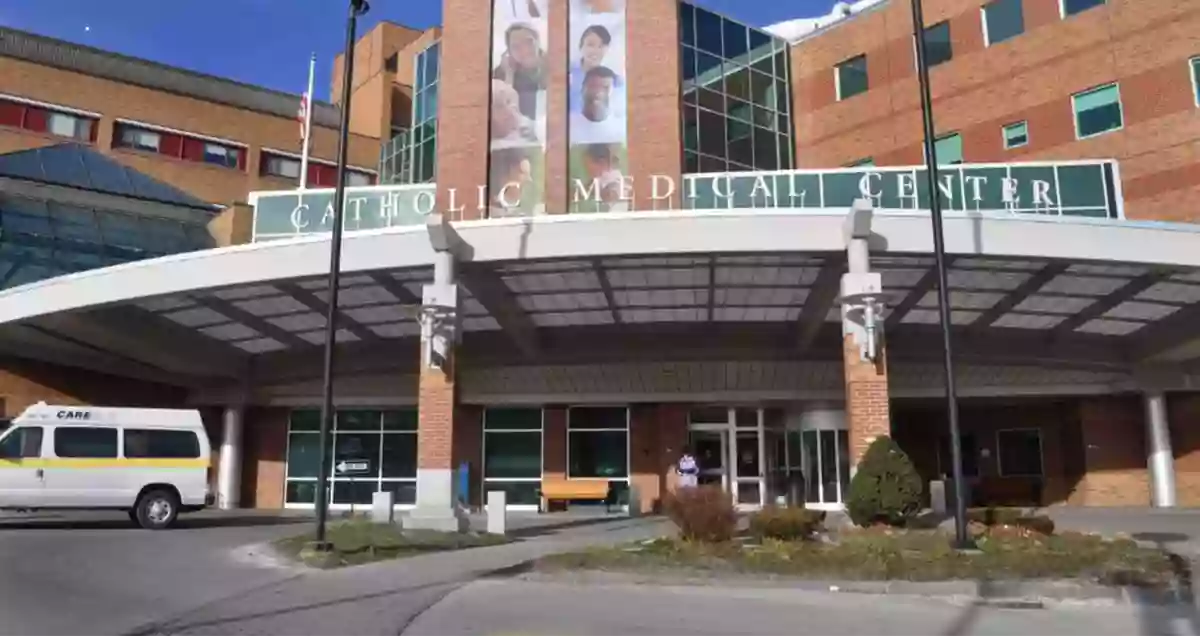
[489,0,550,217]
[567,0,628,213]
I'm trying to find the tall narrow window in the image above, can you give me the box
[934,132,963,165]
[1190,56,1200,107]
[923,21,953,67]
[1072,83,1123,139]
[835,54,869,101]
[982,0,1024,47]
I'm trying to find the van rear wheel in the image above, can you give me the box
[135,489,179,530]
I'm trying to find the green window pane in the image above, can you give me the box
[485,407,542,430]
[337,410,382,431]
[1192,58,1200,106]
[290,409,320,432]
[836,54,869,100]
[847,157,874,167]
[569,407,628,430]
[383,409,418,431]
[484,431,542,479]
[1073,84,1123,138]
[983,0,1024,46]
[482,481,541,506]
[935,133,963,165]
[1057,164,1109,216]
[1063,0,1105,17]
[1003,121,1028,148]
[286,433,330,478]
[923,22,953,67]
[382,434,417,478]
[569,430,628,479]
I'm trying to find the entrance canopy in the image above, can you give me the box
[2,209,1200,391]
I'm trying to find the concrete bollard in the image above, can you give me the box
[372,490,395,524]
[626,484,641,517]
[929,480,946,516]
[486,490,506,535]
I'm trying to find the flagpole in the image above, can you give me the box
[299,52,317,190]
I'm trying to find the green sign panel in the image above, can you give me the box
[251,184,436,242]
[250,161,1121,242]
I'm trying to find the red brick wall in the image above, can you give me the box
[542,406,567,483]
[1073,396,1150,506]
[1168,393,1200,506]
[417,362,457,471]
[843,335,891,467]
[241,407,288,509]
[435,0,493,221]
[0,358,186,417]
[791,0,1200,222]
[453,404,484,507]
[626,0,684,210]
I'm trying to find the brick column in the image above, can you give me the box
[626,0,683,211]
[542,407,567,483]
[843,335,891,468]
[436,0,493,221]
[452,405,483,509]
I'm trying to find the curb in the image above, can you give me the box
[518,569,1194,608]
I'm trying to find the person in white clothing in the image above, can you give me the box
[677,446,699,489]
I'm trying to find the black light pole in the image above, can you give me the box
[909,0,970,549]
[312,0,371,551]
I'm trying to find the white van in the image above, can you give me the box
[0,402,213,529]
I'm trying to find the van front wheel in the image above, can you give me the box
[135,489,179,530]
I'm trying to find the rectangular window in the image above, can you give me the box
[982,0,1024,47]
[284,408,418,507]
[115,122,244,169]
[997,429,1044,476]
[1190,57,1200,107]
[203,143,238,168]
[123,429,200,459]
[0,97,97,142]
[347,171,374,187]
[923,21,953,68]
[262,153,302,179]
[1061,0,1105,18]
[483,407,542,506]
[54,427,118,458]
[0,427,42,459]
[934,132,963,165]
[1072,83,1123,139]
[1003,120,1029,149]
[117,125,162,152]
[835,54,869,101]
[567,406,628,480]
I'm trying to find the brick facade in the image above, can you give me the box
[240,407,288,509]
[790,0,1200,222]
[0,357,186,417]
[843,335,892,467]
[1072,396,1151,506]
[417,360,457,471]
[1168,393,1200,506]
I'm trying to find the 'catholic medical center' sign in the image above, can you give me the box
[250,160,1121,241]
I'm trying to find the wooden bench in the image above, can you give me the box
[539,480,612,512]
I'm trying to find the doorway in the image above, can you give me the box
[785,408,850,511]
[687,407,767,509]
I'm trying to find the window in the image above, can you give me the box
[483,408,542,507]
[261,152,374,187]
[567,406,628,480]
[1061,0,1105,18]
[385,53,399,73]
[835,54,869,101]
[0,97,97,142]
[934,132,963,165]
[0,427,42,459]
[347,172,373,187]
[923,21,953,67]
[54,427,118,458]
[847,157,875,167]
[1072,83,1123,139]
[1003,120,1029,149]
[997,429,1043,476]
[937,433,979,478]
[124,429,200,459]
[114,122,245,170]
[982,0,1024,46]
[1190,57,1200,107]
[261,153,302,179]
[284,409,418,507]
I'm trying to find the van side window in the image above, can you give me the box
[54,427,118,458]
[0,427,43,459]
[124,429,200,459]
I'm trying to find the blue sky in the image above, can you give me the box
[1,0,827,101]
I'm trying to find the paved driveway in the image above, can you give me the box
[0,510,308,636]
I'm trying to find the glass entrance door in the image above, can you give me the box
[689,430,727,489]
[787,428,850,510]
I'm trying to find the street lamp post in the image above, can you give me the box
[909,0,971,549]
[311,0,371,551]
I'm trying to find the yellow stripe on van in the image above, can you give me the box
[0,458,210,469]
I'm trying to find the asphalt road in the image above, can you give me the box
[406,579,1200,636]
[0,511,308,636]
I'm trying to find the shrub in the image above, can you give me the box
[664,485,737,543]
[748,507,825,541]
[846,436,923,527]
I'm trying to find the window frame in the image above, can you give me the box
[259,148,377,187]
[1059,0,1106,19]
[52,426,119,459]
[922,21,954,68]
[933,131,964,165]
[981,0,1025,48]
[481,407,544,508]
[995,428,1045,477]
[1071,82,1124,140]
[0,93,100,143]
[566,405,630,482]
[0,426,43,459]
[112,119,246,171]
[1002,120,1029,149]
[123,428,201,459]
[1190,56,1200,108]
[834,54,869,102]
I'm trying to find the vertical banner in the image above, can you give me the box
[489,0,550,217]
[568,0,628,213]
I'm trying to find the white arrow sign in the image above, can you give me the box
[336,460,371,474]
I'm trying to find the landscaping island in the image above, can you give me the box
[274,519,510,568]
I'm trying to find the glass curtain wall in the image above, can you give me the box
[284,409,418,508]
[567,406,629,503]
[380,40,441,185]
[679,2,795,175]
[482,407,543,508]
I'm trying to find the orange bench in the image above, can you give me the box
[539,480,611,512]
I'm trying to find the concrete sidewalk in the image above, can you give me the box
[1042,508,1200,556]
[134,515,672,636]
